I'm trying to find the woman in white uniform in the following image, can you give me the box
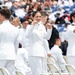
[25,11,52,75]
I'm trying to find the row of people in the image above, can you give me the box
[1,8,75,75]
[0,8,53,75]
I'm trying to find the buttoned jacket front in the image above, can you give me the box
[0,20,19,60]
[25,21,52,57]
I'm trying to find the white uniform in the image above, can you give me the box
[50,45,66,72]
[4,1,12,9]
[65,24,75,67]
[58,0,74,7]
[0,20,19,75]
[25,21,52,75]
[14,8,27,18]
[15,48,31,75]
[18,25,30,50]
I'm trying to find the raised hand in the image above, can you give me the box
[32,20,38,26]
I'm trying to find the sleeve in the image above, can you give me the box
[25,25,35,38]
[41,25,52,40]
[18,29,23,43]
[43,28,52,40]
[55,50,66,64]
[14,30,19,54]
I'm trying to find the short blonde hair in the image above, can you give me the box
[12,17,20,24]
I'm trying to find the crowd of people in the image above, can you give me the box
[0,0,75,75]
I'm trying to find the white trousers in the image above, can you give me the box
[0,60,15,75]
[29,56,47,75]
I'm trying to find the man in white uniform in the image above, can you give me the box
[65,11,75,67]
[50,37,67,72]
[0,8,19,75]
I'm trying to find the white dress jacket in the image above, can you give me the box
[18,25,30,50]
[25,21,52,57]
[65,25,75,56]
[50,45,66,71]
[0,20,19,60]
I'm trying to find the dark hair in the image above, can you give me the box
[21,19,29,23]
[19,43,22,48]
[45,21,50,25]
[32,11,41,17]
[41,12,48,17]
[41,12,49,21]
[70,11,75,17]
[28,18,33,24]
[70,11,75,23]
[54,37,60,44]
[0,8,11,19]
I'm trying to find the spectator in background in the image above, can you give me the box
[14,3,27,20]
[58,0,74,7]
[62,11,70,22]
[10,1,18,15]
[55,13,65,25]
[32,2,42,12]
[4,0,12,9]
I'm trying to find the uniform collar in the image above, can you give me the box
[54,45,59,48]
[38,21,43,25]
[2,20,10,24]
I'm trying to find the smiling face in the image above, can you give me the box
[33,12,42,22]
[12,17,20,27]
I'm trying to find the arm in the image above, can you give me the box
[25,25,35,38]
[43,28,52,40]
[42,24,52,40]
[25,21,38,38]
